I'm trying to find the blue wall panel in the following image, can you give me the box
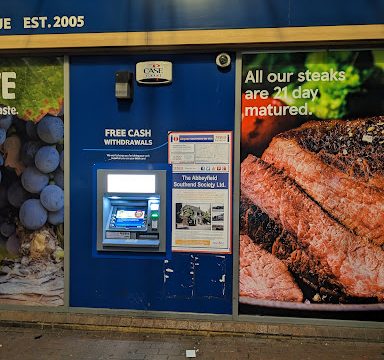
[0,0,382,35]
[70,54,234,313]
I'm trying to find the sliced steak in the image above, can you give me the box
[262,117,384,246]
[241,155,384,301]
[240,235,303,302]
[240,196,348,302]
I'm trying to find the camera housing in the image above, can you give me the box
[216,53,231,68]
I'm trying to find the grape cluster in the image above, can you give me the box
[0,113,64,254]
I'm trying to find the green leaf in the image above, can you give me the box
[0,57,63,122]
[373,50,384,71]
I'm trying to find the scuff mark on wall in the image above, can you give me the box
[162,254,229,300]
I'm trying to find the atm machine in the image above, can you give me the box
[97,169,167,252]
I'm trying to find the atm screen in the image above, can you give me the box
[112,208,147,229]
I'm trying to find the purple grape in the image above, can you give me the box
[12,116,26,134]
[25,121,39,140]
[21,141,43,167]
[0,128,6,145]
[54,169,64,189]
[0,222,16,237]
[7,181,31,208]
[0,185,8,208]
[40,184,63,212]
[35,146,60,173]
[6,233,20,255]
[19,199,47,230]
[21,166,49,193]
[37,116,64,144]
[0,115,12,130]
[48,207,64,225]
[60,150,64,171]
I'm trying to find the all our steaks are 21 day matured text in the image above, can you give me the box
[243,68,347,117]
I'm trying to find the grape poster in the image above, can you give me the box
[239,50,384,318]
[0,57,64,306]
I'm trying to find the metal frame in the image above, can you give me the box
[64,55,70,309]
[231,53,242,320]
[233,48,384,328]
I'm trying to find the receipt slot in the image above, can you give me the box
[97,169,166,252]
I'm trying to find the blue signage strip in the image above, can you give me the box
[0,0,382,36]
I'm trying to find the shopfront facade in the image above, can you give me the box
[0,0,383,331]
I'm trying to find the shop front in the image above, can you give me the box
[0,0,382,332]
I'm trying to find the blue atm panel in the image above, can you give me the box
[70,54,234,313]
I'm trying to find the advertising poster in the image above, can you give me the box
[0,57,64,306]
[169,131,232,253]
[239,50,384,317]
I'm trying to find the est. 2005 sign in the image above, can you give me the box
[23,15,85,29]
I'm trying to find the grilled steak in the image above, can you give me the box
[241,196,348,301]
[262,117,384,246]
[241,155,384,301]
[240,235,303,302]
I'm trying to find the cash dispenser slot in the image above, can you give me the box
[97,169,166,252]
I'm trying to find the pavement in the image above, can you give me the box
[0,325,383,360]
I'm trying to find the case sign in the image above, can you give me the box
[136,61,172,84]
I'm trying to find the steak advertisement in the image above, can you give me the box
[239,50,384,317]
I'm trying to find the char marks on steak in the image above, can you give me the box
[240,196,348,301]
[262,116,384,247]
[241,155,384,301]
[283,116,384,188]
[240,235,303,302]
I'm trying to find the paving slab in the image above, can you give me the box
[0,325,383,360]
[0,310,383,342]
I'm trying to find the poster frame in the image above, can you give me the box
[0,55,68,310]
[236,48,384,321]
[168,130,233,255]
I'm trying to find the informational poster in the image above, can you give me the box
[239,50,384,318]
[0,57,64,306]
[169,131,232,253]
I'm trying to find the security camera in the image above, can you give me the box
[216,53,231,68]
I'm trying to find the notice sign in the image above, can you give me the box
[169,131,232,253]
